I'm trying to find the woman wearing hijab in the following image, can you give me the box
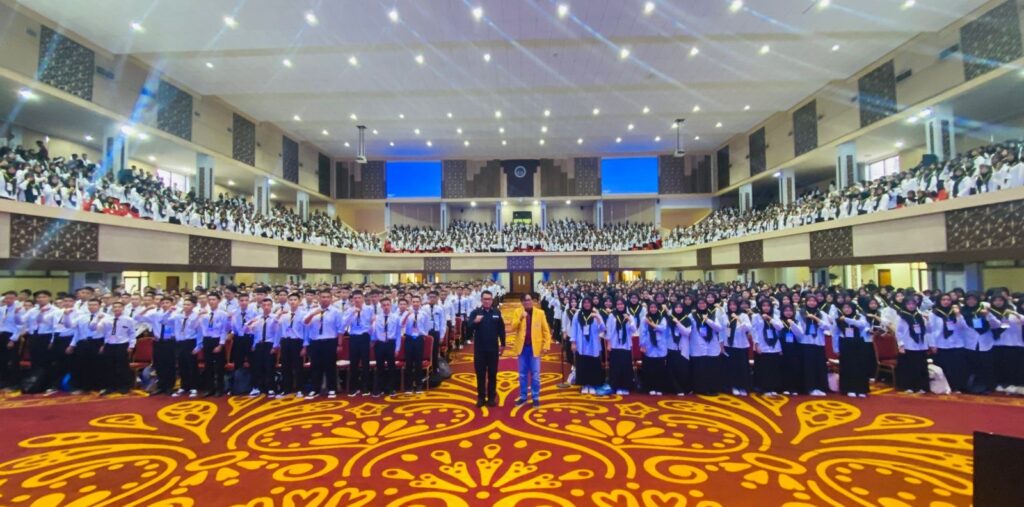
[894,296,932,393]
[752,299,784,395]
[570,298,606,395]
[665,302,692,396]
[689,297,724,395]
[929,293,968,393]
[835,302,870,397]
[797,296,831,396]
[960,292,995,394]
[986,294,1024,391]
[640,301,669,396]
[721,298,753,396]
[605,299,637,396]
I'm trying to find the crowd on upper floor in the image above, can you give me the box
[384,219,661,253]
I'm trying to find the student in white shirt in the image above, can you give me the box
[95,302,136,395]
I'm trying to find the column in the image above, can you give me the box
[653,199,662,228]
[102,124,132,178]
[540,202,547,231]
[384,203,392,230]
[834,142,857,190]
[595,200,605,229]
[777,168,795,206]
[296,191,310,221]
[493,202,501,230]
[738,183,753,212]
[253,177,270,216]
[195,153,214,200]
[924,105,955,162]
[440,203,450,230]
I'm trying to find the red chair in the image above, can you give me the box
[824,333,840,375]
[630,335,642,378]
[19,337,31,370]
[873,333,899,386]
[421,335,434,391]
[130,337,154,372]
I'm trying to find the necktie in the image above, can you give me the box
[261,317,268,343]
[384,313,389,338]
[319,308,325,335]
[112,317,119,341]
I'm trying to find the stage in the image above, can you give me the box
[0,306,1022,506]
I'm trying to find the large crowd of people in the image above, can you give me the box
[385,219,661,253]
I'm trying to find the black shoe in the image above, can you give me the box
[203,391,216,398]
[515,397,528,405]
[476,399,486,408]
[532,399,541,407]
[487,399,497,407]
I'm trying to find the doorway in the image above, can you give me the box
[510,272,533,295]
[166,276,180,291]
[877,269,892,287]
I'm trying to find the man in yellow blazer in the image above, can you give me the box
[510,293,552,407]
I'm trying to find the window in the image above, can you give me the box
[866,155,900,181]
[156,169,191,193]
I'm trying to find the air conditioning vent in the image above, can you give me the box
[895,69,913,83]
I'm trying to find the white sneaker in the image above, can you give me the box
[249,388,261,397]
[782,391,792,395]
[348,390,360,397]
[858,393,867,398]
[648,390,657,396]
[731,388,740,396]
[267,390,275,397]
[654,391,663,396]
[905,389,915,394]
[916,390,926,394]
[327,390,337,399]
[676,392,686,397]
[188,389,198,398]
[466,340,472,345]
[738,390,748,396]
[810,389,826,397]
[404,390,413,395]
[847,392,857,398]
[765,391,777,396]
[171,389,185,397]
[305,391,317,400]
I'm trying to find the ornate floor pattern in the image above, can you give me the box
[0,303,1022,506]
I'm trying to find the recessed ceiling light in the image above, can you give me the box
[743,104,751,111]
[304,11,319,26]
[642,106,650,114]
[759,44,771,55]
[17,88,36,100]
[322,129,329,136]
[502,200,509,205]
[502,140,507,145]
[615,137,622,143]
[919,108,932,118]
[293,114,302,121]
[456,127,463,134]
[148,155,156,162]
[643,2,655,15]
[483,53,492,62]
[557,4,569,18]
[398,113,405,119]
[495,110,502,118]
[414,128,421,135]
[389,141,395,146]
[694,135,700,140]
[539,139,546,145]
[282,58,293,68]
[84,135,94,141]
[671,122,678,129]
[372,129,378,135]
[541,126,548,133]
[348,56,359,66]
[268,179,276,186]
[901,0,915,9]
[388,9,399,22]
[223,16,237,28]
[130,21,144,32]
[690,46,700,57]
[426,140,433,147]
[470,201,478,207]
[270,193,278,199]
[817,0,831,9]
[137,132,149,140]
[692,105,701,113]
[464,140,471,147]
[592,108,600,116]
[532,200,539,205]
[205,62,214,69]
[415,54,425,65]
[446,112,453,119]
[499,127,505,134]
[227,180,235,186]
[895,141,905,148]
[655,136,661,142]
[715,122,723,128]
[577,138,583,144]
[349,113,358,121]
[472,6,484,20]
[729,1,743,13]
[543,109,551,117]
[772,172,781,178]
[831,44,840,52]
[619,47,630,60]
[566,199,572,205]
[907,116,919,124]
[627,123,634,131]
[344,142,350,147]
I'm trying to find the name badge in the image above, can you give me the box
[844,328,855,338]
[784,332,793,341]
[946,322,955,331]
[699,328,708,337]
[912,325,922,335]
[583,326,591,335]
[972,318,983,329]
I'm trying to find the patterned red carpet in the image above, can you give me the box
[1,304,1023,506]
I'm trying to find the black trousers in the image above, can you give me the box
[754,352,783,393]
[349,333,371,393]
[722,346,752,392]
[102,343,131,392]
[665,350,691,394]
[74,339,104,391]
[374,340,398,394]
[48,335,73,390]
[781,340,803,394]
[934,348,966,392]
[279,338,304,394]
[964,348,995,394]
[152,339,177,392]
[202,337,226,393]
[175,339,199,391]
[692,355,721,395]
[404,336,425,390]
[642,355,667,392]
[474,348,499,402]
[0,332,15,386]
[838,338,870,395]
[800,343,828,393]
[993,345,1024,387]
[308,339,338,394]
[28,333,53,376]
[576,355,604,387]
[231,334,253,370]
[607,349,634,391]
[250,342,275,393]
[895,349,929,392]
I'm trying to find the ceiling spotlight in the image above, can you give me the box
[270,193,278,199]
[715,121,723,128]
[227,180,235,186]
[541,125,548,133]
[372,129,378,135]
[692,105,701,113]
[907,116,919,124]
[282,58,293,68]
[446,112,453,119]
[501,140,507,145]
[502,200,509,205]
[619,47,630,59]
[304,11,319,26]
[539,139,546,145]
[654,136,661,142]
[293,114,302,121]
[470,201,478,207]
[349,113,358,121]
[729,1,743,13]
[17,88,36,100]
[642,106,650,114]
[84,135,94,141]
[344,142,351,147]
[348,56,359,66]
[902,0,915,9]
[472,6,483,20]
[414,128,421,135]
[148,155,156,162]
[772,172,781,178]
[743,104,751,111]
[456,127,463,134]
[483,53,492,62]
[615,137,622,143]
[694,135,700,140]
[831,44,840,52]
[495,110,502,118]
[543,109,551,117]
[205,62,214,69]
[627,123,634,131]
[415,54,425,65]
[566,199,573,205]
[577,138,584,145]
[919,108,933,118]
[464,140,471,147]
[759,44,771,55]
[426,140,433,147]
[389,141,395,146]
[223,16,237,28]
[399,113,405,119]
[818,0,831,9]
[321,129,329,136]
[557,4,569,18]
[895,141,905,148]
[137,132,149,141]
[689,46,700,57]
[671,122,678,129]
[388,9,399,22]
[592,108,600,116]
[644,2,656,15]
[120,125,134,136]
[130,21,144,32]
[499,127,505,134]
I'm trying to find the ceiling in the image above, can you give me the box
[16,0,991,159]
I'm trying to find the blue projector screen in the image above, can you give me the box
[386,161,442,198]
[601,156,658,195]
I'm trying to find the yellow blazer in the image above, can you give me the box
[509,307,552,356]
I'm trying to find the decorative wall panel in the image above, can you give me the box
[156,81,193,141]
[945,200,1024,251]
[739,240,764,265]
[508,256,535,271]
[37,26,94,101]
[591,255,619,270]
[278,246,303,271]
[188,236,231,269]
[469,162,501,198]
[282,136,299,184]
[749,128,767,176]
[573,158,601,196]
[331,252,347,272]
[232,114,256,166]
[443,160,468,198]
[697,248,712,269]
[858,60,897,128]
[793,100,818,157]
[540,159,568,197]
[360,161,386,199]
[318,153,331,196]
[659,155,686,194]
[335,162,350,199]
[694,155,713,193]
[424,257,452,272]
[9,214,98,261]
[716,147,730,190]
[961,0,1023,81]
[810,227,853,260]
